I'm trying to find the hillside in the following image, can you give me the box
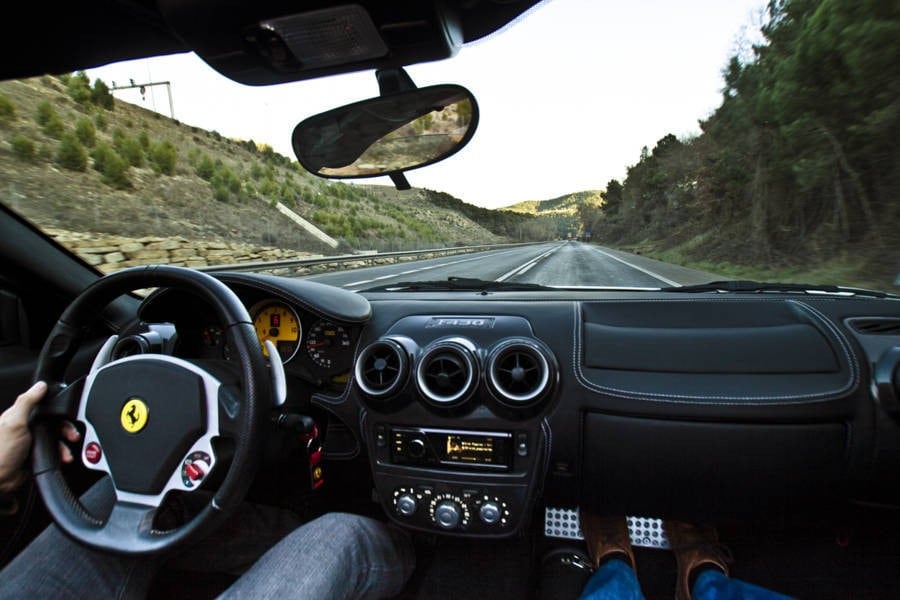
[502,190,602,239]
[576,0,898,292]
[0,74,548,257]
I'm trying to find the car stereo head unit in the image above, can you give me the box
[391,427,512,471]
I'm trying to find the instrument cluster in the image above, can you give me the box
[248,299,355,372]
[157,293,358,389]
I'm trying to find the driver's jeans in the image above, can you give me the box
[0,479,416,600]
[580,558,794,600]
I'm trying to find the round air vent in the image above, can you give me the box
[355,339,408,398]
[416,340,477,407]
[487,339,554,407]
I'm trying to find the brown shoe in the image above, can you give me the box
[663,520,732,600]
[579,513,636,572]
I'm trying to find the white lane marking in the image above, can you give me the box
[592,248,681,287]
[341,250,512,287]
[496,244,562,281]
[341,248,533,288]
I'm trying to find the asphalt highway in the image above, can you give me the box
[305,241,721,290]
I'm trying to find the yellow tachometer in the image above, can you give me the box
[250,301,301,363]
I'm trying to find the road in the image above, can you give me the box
[305,241,721,290]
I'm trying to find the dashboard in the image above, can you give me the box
[136,272,900,538]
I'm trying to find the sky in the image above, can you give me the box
[87,0,767,209]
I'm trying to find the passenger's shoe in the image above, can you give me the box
[663,520,732,600]
[579,513,636,571]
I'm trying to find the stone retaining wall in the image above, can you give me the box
[45,228,314,274]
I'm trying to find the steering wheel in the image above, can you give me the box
[30,265,270,555]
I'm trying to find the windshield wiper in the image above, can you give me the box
[662,280,896,298]
[362,277,553,293]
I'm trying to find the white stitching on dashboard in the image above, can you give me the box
[541,418,552,475]
[793,300,859,383]
[571,300,859,405]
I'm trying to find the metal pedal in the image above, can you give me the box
[544,507,583,540]
[544,508,670,549]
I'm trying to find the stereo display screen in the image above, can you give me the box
[439,433,509,466]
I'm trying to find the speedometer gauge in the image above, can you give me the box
[250,300,301,363]
[306,320,353,369]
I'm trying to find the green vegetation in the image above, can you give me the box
[74,117,96,147]
[91,79,114,110]
[210,163,242,201]
[43,115,65,139]
[66,71,114,110]
[91,143,132,189]
[56,133,87,171]
[66,72,93,105]
[35,101,54,126]
[504,190,600,239]
[581,0,899,290]
[35,101,65,138]
[426,189,557,240]
[10,134,35,161]
[310,209,405,242]
[195,154,215,180]
[118,136,144,167]
[0,94,14,122]
[112,128,144,167]
[148,140,176,175]
[90,141,115,173]
[627,234,883,292]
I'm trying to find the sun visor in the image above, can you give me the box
[157,1,462,85]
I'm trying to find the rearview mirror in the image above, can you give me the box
[292,84,478,179]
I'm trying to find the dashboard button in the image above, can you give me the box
[408,437,426,458]
[516,432,528,457]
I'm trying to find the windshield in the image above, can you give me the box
[1,0,896,292]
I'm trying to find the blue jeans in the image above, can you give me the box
[580,558,793,600]
[0,479,415,599]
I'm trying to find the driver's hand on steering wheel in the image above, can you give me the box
[0,381,80,494]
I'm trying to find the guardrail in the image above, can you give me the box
[198,242,539,275]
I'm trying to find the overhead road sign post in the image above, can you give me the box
[110,80,175,119]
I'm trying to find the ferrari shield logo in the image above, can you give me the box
[120,398,149,433]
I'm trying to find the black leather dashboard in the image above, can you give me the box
[139,275,900,534]
[333,290,900,532]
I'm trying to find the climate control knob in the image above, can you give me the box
[479,501,501,525]
[396,494,417,517]
[433,500,462,529]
